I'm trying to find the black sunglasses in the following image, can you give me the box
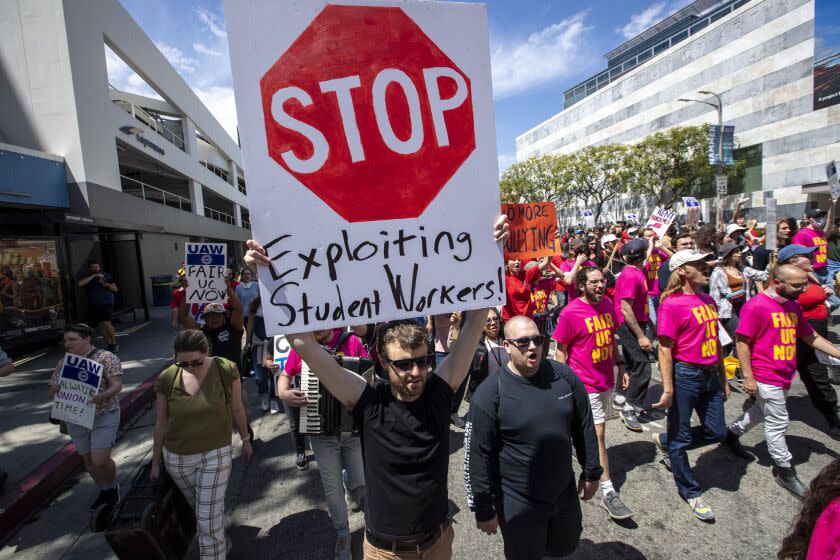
[386,354,435,373]
[506,335,545,348]
[176,357,206,369]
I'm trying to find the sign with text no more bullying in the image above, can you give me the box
[51,353,103,430]
[225,0,503,333]
[502,202,557,260]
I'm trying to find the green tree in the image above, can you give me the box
[499,154,570,206]
[626,124,743,209]
[558,144,630,223]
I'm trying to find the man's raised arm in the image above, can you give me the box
[287,331,367,410]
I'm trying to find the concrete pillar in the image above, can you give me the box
[189,180,204,216]
[183,117,198,157]
[233,203,242,227]
[228,159,239,189]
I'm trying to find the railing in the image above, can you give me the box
[113,98,186,151]
[241,219,251,230]
[120,175,193,212]
[204,207,237,225]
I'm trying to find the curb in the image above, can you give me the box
[0,360,172,544]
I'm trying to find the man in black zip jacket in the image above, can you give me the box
[464,315,602,560]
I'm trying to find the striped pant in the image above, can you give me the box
[164,446,232,559]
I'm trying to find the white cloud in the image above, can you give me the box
[195,86,238,141]
[196,7,227,39]
[154,41,198,73]
[105,46,162,99]
[194,42,223,57]
[491,13,590,99]
[616,0,693,40]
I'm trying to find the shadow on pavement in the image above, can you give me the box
[562,538,648,559]
[751,434,840,469]
[787,395,837,437]
[606,440,656,492]
[449,429,464,456]
[693,445,750,492]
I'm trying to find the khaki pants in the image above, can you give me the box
[363,525,454,560]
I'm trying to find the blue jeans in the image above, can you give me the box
[664,363,727,500]
[252,344,277,401]
[308,435,365,538]
[816,266,840,309]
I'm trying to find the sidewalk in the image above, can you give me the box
[0,307,176,531]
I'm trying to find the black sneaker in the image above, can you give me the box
[652,432,671,471]
[296,452,309,471]
[601,492,633,520]
[620,409,643,432]
[450,413,466,429]
[773,466,807,500]
[90,489,108,511]
[720,430,754,461]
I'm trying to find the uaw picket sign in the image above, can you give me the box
[51,353,102,429]
[682,197,701,227]
[186,243,227,304]
[226,0,502,333]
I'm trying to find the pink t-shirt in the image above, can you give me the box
[644,248,669,296]
[614,265,649,325]
[807,496,840,560]
[553,297,618,393]
[735,293,814,389]
[284,329,369,377]
[560,259,596,302]
[656,292,720,366]
[791,227,828,269]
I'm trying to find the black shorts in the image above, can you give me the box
[496,482,583,560]
[88,304,114,325]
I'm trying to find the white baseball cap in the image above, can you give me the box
[601,234,618,244]
[725,223,746,237]
[668,249,714,271]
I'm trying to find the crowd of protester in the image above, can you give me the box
[41,208,840,560]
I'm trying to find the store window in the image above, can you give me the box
[0,239,65,351]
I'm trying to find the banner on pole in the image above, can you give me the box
[502,202,557,260]
[185,243,227,304]
[765,198,778,250]
[644,207,677,239]
[226,0,503,333]
[50,353,103,429]
[707,125,735,166]
[682,197,701,227]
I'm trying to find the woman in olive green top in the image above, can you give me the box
[151,329,252,559]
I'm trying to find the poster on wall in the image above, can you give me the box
[814,0,840,110]
[0,239,65,351]
[225,0,503,333]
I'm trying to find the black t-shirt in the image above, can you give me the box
[353,373,454,539]
[203,319,244,366]
[464,360,602,521]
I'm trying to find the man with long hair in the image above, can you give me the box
[649,250,734,521]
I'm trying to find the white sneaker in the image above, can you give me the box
[270,399,280,415]
[260,395,270,412]
[612,394,626,410]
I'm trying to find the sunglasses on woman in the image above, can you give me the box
[176,356,206,369]
[506,335,545,348]
[386,354,435,373]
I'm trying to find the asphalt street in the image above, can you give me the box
[1,357,838,559]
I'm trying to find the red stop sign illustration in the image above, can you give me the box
[259,5,475,222]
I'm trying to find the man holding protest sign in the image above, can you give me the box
[244,216,508,559]
[48,324,123,512]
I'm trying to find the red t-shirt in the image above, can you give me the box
[797,282,828,322]
[170,288,201,317]
[503,266,540,320]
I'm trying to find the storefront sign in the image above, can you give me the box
[119,125,165,156]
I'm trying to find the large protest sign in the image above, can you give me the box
[51,353,102,429]
[185,243,227,304]
[225,0,502,333]
[502,202,557,260]
[644,207,677,239]
[765,198,778,250]
[682,197,701,227]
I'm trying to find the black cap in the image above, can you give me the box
[805,208,827,218]
[621,238,649,258]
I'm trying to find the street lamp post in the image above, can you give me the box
[679,90,724,225]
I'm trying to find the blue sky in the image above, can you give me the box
[110,0,696,172]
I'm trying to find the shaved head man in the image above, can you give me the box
[465,315,601,560]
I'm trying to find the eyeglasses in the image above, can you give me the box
[176,356,206,369]
[506,335,545,348]
[780,280,809,290]
[386,354,435,373]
